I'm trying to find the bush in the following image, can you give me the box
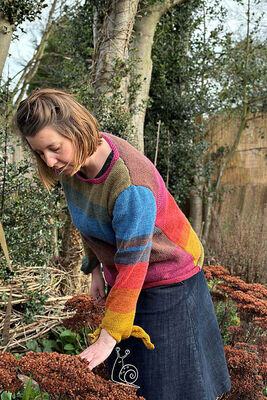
[204,265,266,400]
[0,351,145,400]
[0,135,64,276]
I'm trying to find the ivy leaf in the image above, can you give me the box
[59,329,77,344]
[1,393,12,400]
[64,343,75,351]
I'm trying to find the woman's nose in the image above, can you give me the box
[44,154,57,167]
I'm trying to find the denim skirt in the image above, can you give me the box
[108,269,231,400]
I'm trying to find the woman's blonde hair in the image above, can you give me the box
[14,88,102,189]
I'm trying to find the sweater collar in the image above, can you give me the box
[75,133,119,184]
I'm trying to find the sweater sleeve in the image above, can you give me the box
[90,185,157,349]
[80,235,100,274]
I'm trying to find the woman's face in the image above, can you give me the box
[26,126,75,175]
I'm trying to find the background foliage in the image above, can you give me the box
[0,126,63,276]
[0,0,48,28]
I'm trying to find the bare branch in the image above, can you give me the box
[11,0,59,110]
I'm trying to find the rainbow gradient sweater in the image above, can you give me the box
[60,133,204,348]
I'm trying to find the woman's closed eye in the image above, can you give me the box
[36,147,60,156]
[49,146,60,152]
[35,150,44,156]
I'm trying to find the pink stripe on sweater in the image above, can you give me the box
[153,168,168,225]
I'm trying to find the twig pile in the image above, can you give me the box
[0,266,75,352]
[0,266,66,306]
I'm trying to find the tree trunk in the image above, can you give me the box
[91,0,184,151]
[129,0,184,152]
[0,13,14,81]
[202,186,212,246]
[93,7,102,50]
[189,4,206,237]
[189,175,204,237]
[91,0,139,100]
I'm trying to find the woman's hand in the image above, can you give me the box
[91,265,106,306]
[80,328,116,370]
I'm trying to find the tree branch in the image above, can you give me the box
[11,0,58,110]
[215,0,251,193]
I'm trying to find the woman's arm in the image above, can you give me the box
[91,185,156,346]
[81,186,156,369]
[80,266,112,368]
[90,264,106,306]
[80,328,116,370]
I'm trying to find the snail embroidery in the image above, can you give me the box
[111,347,140,388]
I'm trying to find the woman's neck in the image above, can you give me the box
[79,138,112,179]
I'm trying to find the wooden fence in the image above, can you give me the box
[208,113,267,235]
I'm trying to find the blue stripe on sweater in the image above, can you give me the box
[67,199,116,245]
[63,182,110,223]
[117,241,152,253]
[112,185,156,241]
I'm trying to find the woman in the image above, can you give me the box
[15,88,231,400]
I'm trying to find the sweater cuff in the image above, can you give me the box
[80,256,99,274]
[89,325,155,350]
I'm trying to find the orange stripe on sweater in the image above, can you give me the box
[162,192,190,247]
[106,287,140,314]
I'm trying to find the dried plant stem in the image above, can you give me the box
[154,120,161,167]
[166,130,170,189]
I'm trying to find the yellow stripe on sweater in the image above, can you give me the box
[89,325,154,350]
[89,309,155,349]
[184,228,203,267]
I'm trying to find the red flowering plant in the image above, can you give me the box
[0,351,23,393]
[61,294,108,379]
[0,351,145,399]
[62,294,104,334]
[0,294,146,398]
[204,265,267,400]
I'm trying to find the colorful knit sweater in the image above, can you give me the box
[60,133,204,348]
